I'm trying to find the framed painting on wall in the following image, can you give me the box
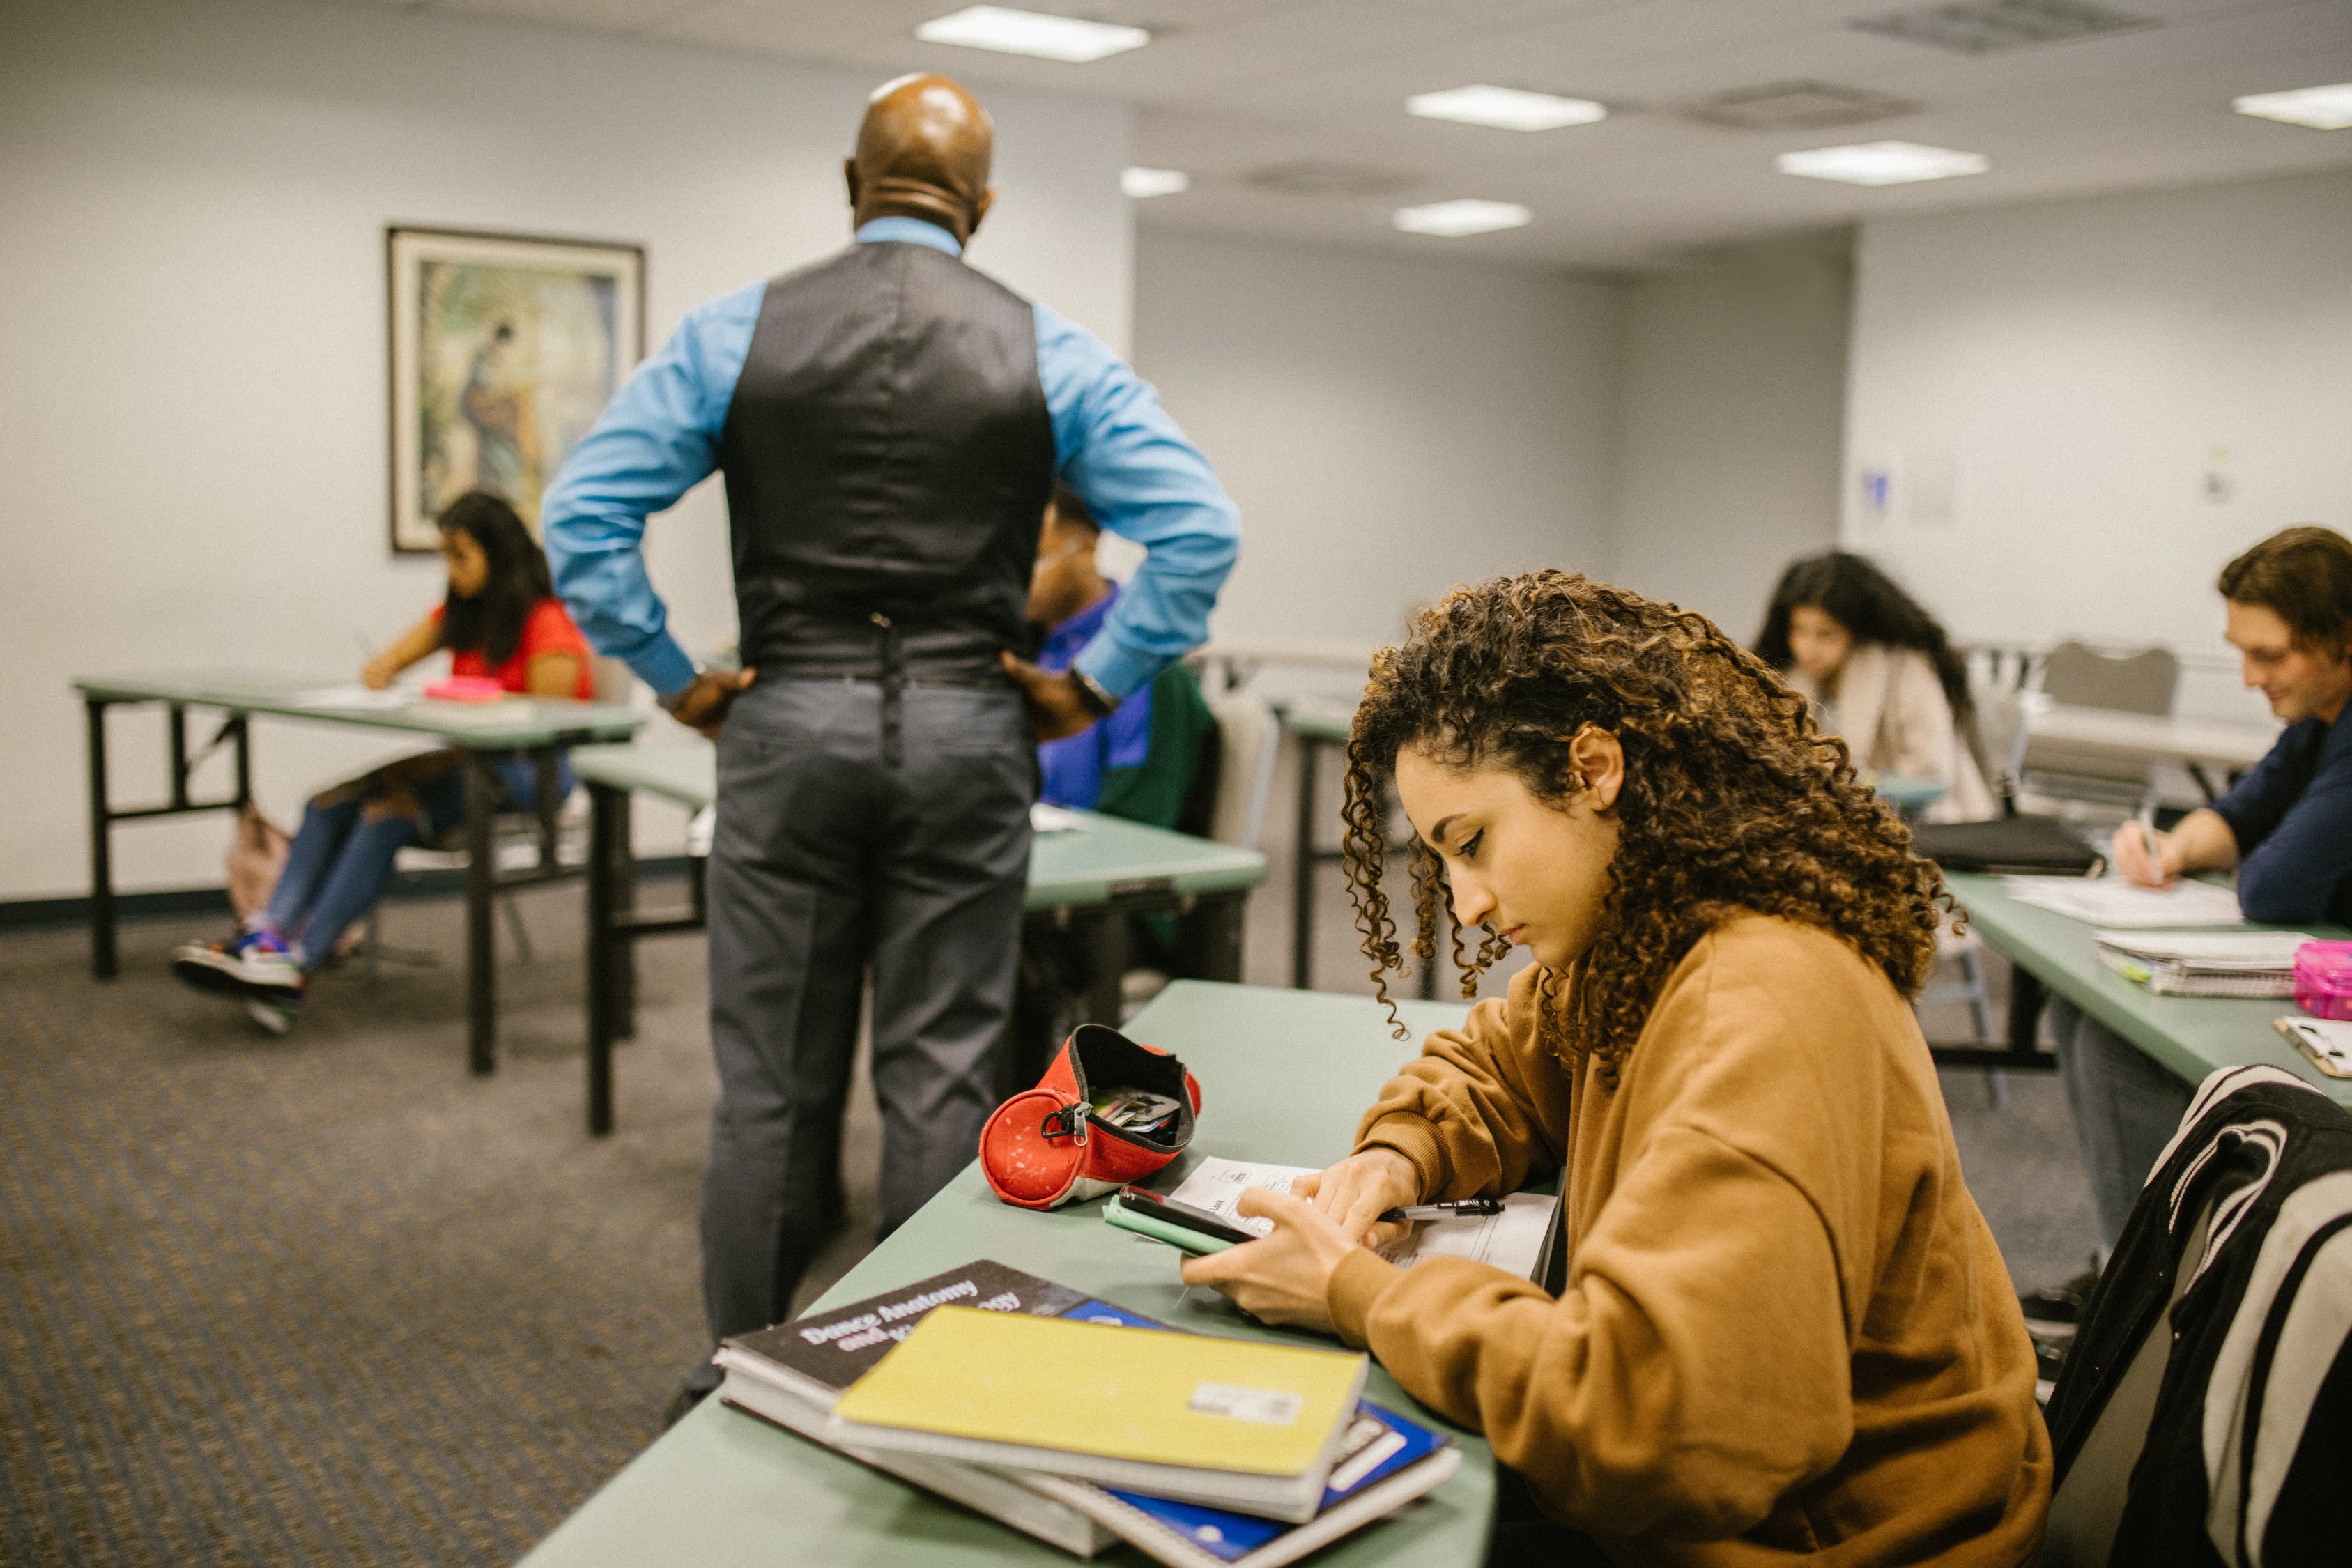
[386,226,645,553]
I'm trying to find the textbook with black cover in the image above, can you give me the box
[715,1260,1456,1566]
[724,1259,1091,1407]
[716,1261,1112,1555]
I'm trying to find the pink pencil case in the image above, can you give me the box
[2295,941,2352,1022]
[424,676,507,704]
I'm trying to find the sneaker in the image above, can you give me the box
[2020,1259,2102,1337]
[245,987,302,1036]
[171,928,303,999]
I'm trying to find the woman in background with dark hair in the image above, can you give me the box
[170,491,594,1033]
[1755,551,1996,822]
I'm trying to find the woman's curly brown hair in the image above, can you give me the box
[1343,570,1951,1083]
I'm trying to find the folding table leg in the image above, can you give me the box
[463,751,497,1075]
[585,781,621,1135]
[1291,734,1319,990]
[86,699,116,979]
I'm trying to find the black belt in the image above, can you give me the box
[873,612,906,767]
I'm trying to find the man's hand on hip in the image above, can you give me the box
[1000,651,1102,742]
[663,668,757,739]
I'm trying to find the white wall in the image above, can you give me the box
[1607,237,1851,643]
[0,0,1132,899]
[1844,170,2352,721]
[1132,228,1622,672]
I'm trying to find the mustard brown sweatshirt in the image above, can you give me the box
[1330,915,2051,1566]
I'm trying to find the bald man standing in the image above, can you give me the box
[542,76,1239,1413]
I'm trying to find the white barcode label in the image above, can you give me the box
[1188,1382,1302,1426]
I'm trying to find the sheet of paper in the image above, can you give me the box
[1167,1156,1558,1281]
[1166,1156,1315,1236]
[1030,803,1093,834]
[286,684,417,711]
[2002,875,2245,928]
[1373,1193,1556,1279]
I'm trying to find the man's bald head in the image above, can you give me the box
[845,75,996,243]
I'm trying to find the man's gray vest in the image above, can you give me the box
[718,238,1056,682]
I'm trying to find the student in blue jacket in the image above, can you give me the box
[2039,526,2352,1298]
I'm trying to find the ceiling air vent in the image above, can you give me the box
[1682,81,1919,132]
[1851,0,2154,55]
[1239,161,1417,199]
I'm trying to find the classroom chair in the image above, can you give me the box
[1920,647,2027,1103]
[1203,691,1280,854]
[1117,686,1279,1018]
[363,656,633,975]
[2009,641,2181,820]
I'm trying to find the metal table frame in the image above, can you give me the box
[574,746,1263,1135]
[75,672,641,1073]
[1279,705,1445,1002]
[1944,871,2352,1105]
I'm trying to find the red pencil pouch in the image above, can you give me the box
[978,1024,1201,1210]
[2295,940,2352,1022]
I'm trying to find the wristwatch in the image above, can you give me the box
[1068,669,1119,718]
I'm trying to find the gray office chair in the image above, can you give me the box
[2010,641,2181,817]
[1920,649,2026,1102]
[1204,691,1279,852]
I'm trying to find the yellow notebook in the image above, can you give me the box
[825,1306,1369,1522]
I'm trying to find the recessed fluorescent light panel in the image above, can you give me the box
[1121,167,1190,199]
[1776,140,1989,185]
[1392,199,1532,237]
[914,6,1149,63]
[2232,82,2352,130]
[1850,0,2152,55]
[1406,85,1606,132]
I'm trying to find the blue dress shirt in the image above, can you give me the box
[1035,583,1153,810]
[540,217,1239,700]
[2211,712,2352,924]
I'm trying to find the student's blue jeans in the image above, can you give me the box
[2050,995,2195,1250]
[263,755,567,972]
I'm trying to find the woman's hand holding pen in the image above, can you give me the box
[2112,816,2181,889]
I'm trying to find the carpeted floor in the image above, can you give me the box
[2,871,2101,1567]
[0,884,879,1568]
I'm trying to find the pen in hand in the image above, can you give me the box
[1378,1198,1505,1223]
[2134,809,2165,888]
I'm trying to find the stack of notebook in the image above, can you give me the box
[715,1260,1459,1567]
[2093,930,2315,998]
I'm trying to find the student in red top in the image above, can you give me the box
[171,491,596,1033]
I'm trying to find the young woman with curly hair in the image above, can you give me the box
[1183,572,2050,1567]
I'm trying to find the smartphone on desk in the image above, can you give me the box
[1105,1187,1259,1256]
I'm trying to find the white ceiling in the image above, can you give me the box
[337,0,2352,269]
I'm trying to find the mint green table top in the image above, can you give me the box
[1945,872,2352,1105]
[518,981,1490,1568]
[73,669,644,749]
[1871,774,1946,812]
[569,742,1269,911]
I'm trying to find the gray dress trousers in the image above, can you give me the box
[700,676,1032,1343]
